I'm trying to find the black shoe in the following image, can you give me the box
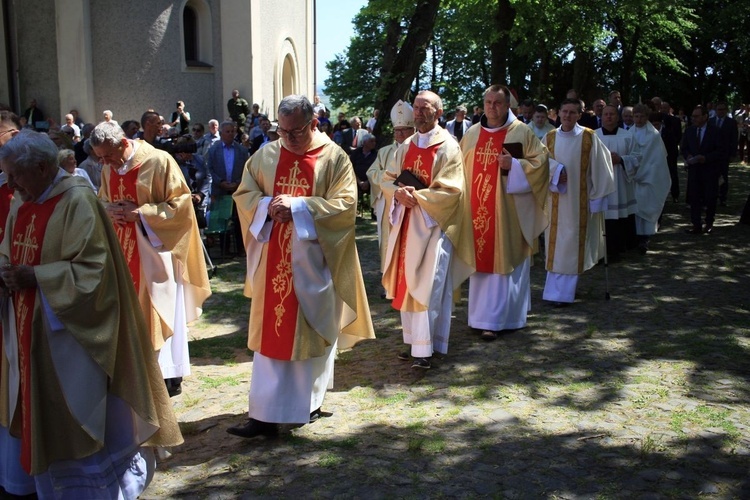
[551,301,570,308]
[411,357,431,369]
[226,418,279,438]
[309,407,322,423]
[704,224,714,234]
[166,377,182,397]
[397,350,411,361]
[684,226,702,235]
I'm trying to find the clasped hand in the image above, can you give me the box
[0,264,37,295]
[394,184,418,208]
[268,194,293,223]
[106,201,139,226]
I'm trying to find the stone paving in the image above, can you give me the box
[144,164,750,499]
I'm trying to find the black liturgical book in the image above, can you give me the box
[502,142,524,159]
[394,169,427,190]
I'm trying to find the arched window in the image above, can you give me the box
[182,0,212,68]
[183,6,198,63]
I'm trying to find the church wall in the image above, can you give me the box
[7,0,312,129]
[254,0,313,118]
[14,0,60,122]
[88,0,217,127]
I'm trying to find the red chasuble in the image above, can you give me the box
[10,194,64,473]
[260,146,320,360]
[107,166,142,292]
[471,128,508,273]
[392,142,439,310]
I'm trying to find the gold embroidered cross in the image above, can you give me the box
[476,137,498,172]
[13,214,39,264]
[276,161,310,196]
[115,178,136,203]
[409,154,428,183]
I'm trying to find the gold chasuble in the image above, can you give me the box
[392,142,438,310]
[0,175,181,475]
[261,147,317,360]
[11,193,63,472]
[99,140,211,350]
[233,132,374,362]
[381,127,475,310]
[460,118,549,275]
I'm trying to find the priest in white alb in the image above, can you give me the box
[596,104,639,259]
[381,90,474,370]
[460,84,548,340]
[92,122,212,398]
[542,98,615,305]
[228,95,374,438]
[629,105,671,253]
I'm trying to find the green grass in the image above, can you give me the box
[189,331,248,359]
[670,405,741,443]
[197,374,243,389]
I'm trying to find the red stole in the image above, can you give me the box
[392,141,439,310]
[108,166,142,291]
[11,193,64,473]
[471,127,508,272]
[260,146,319,360]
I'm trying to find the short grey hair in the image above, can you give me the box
[219,120,236,131]
[90,121,126,147]
[278,95,314,122]
[208,119,219,127]
[57,148,75,165]
[361,133,376,143]
[456,105,468,114]
[0,129,59,173]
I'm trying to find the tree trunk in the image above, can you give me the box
[372,0,441,144]
[488,0,516,84]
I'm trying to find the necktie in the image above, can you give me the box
[697,127,702,145]
[352,132,358,148]
[718,118,723,128]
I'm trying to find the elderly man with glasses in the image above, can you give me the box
[228,94,374,439]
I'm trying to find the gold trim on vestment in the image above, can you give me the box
[545,129,594,273]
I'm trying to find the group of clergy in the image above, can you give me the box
[368,87,670,369]
[0,87,671,497]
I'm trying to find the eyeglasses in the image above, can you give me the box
[277,119,312,139]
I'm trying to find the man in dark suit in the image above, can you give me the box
[681,105,723,234]
[249,116,272,155]
[207,120,249,254]
[709,101,738,205]
[658,101,683,202]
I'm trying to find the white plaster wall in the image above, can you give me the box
[7,0,313,128]
[88,0,217,127]
[256,0,312,118]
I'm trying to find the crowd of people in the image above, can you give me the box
[0,84,745,497]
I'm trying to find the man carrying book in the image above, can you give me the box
[460,84,549,340]
[381,91,475,369]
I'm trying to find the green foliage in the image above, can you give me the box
[324,0,749,115]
